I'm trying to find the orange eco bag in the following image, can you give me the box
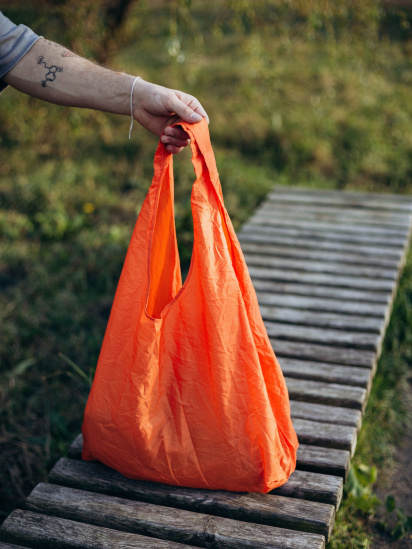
[81,119,298,493]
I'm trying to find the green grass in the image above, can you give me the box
[327,250,412,548]
[1,3,412,543]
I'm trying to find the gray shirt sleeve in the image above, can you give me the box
[0,11,41,94]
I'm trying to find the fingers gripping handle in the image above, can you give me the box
[173,119,212,156]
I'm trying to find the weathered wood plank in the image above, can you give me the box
[259,201,412,224]
[261,306,383,334]
[281,358,372,389]
[241,223,408,248]
[239,232,403,258]
[272,469,343,508]
[240,241,402,269]
[68,434,349,482]
[0,510,199,549]
[49,458,337,532]
[260,203,412,223]
[297,445,350,481]
[265,321,381,351]
[290,401,362,430]
[0,543,30,549]
[244,253,398,280]
[270,184,412,199]
[292,418,357,456]
[270,339,376,368]
[268,186,412,202]
[249,265,396,292]
[267,188,412,212]
[253,279,391,304]
[258,291,388,317]
[286,378,366,411]
[25,483,327,548]
[249,211,410,237]
[254,206,412,229]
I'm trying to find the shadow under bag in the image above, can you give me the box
[82,119,299,493]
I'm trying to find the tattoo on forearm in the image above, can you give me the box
[61,51,76,58]
[37,56,63,87]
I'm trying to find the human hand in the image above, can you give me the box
[132,79,208,154]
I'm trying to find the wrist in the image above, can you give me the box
[131,77,147,116]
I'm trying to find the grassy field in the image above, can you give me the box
[1,1,412,544]
[328,251,412,547]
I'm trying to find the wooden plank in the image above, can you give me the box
[270,339,376,368]
[270,185,412,200]
[265,322,381,351]
[244,253,398,280]
[286,378,367,411]
[240,241,402,269]
[253,279,391,304]
[290,401,362,430]
[292,419,357,457]
[267,188,412,211]
[249,266,396,292]
[242,222,408,248]
[25,483,327,548]
[272,469,343,508]
[68,434,349,483]
[258,206,412,227]
[239,232,403,258]
[48,458,337,533]
[0,543,30,549]
[249,211,411,236]
[297,445,350,481]
[294,416,358,454]
[247,209,409,234]
[261,200,412,219]
[259,201,412,224]
[268,185,412,201]
[280,358,372,389]
[258,291,388,317]
[0,510,199,549]
[260,305,383,334]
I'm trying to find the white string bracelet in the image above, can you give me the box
[129,76,142,140]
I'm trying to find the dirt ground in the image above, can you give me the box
[369,379,412,548]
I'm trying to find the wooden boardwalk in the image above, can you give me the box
[1,187,412,549]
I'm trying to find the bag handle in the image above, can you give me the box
[173,119,235,255]
[146,120,235,319]
[176,119,224,202]
[152,119,225,206]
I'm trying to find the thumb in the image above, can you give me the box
[169,94,205,124]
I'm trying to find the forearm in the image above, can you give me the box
[3,38,134,116]
[3,33,208,153]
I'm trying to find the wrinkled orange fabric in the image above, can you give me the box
[81,120,298,493]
